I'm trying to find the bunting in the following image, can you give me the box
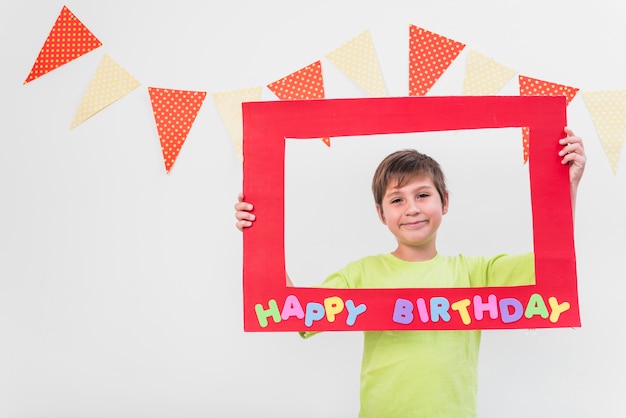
[70,54,140,129]
[212,87,263,159]
[462,50,516,96]
[21,8,626,177]
[148,87,207,173]
[582,90,626,175]
[24,6,102,84]
[519,76,579,163]
[325,30,387,97]
[267,61,330,146]
[408,24,465,96]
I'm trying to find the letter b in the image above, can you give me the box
[393,299,414,325]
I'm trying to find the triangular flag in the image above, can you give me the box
[70,54,140,129]
[582,90,626,175]
[519,75,579,163]
[325,30,387,97]
[212,87,262,160]
[462,50,517,95]
[267,61,325,100]
[267,61,330,147]
[148,87,207,174]
[408,24,465,96]
[24,6,102,84]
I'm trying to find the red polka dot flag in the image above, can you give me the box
[24,6,102,84]
[148,87,207,174]
[408,24,465,97]
[267,60,330,147]
[519,75,579,163]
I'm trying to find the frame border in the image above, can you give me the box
[242,96,579,332]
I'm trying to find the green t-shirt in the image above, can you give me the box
[308,252,534,418]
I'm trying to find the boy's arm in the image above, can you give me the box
[559,127,586,220]
[235,193,294,287]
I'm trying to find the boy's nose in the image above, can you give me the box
[406,202,421,214]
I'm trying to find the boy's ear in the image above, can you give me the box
[376,204,387,224]
[442,191,449,215]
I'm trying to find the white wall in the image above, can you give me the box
[1,0,624,416]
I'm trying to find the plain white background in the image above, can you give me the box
[1,0,625,416]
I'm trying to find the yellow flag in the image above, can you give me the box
[212,87,262,159]
[583,90,626,175]
[326,30,387,97]
[71,54,140,129]
[462,50,516,95]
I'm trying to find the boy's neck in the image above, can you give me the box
[391,246,438,262]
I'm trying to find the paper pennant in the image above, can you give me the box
[267,61,325,100]
[462,50,517,95]
[408,24,465,96]
[70,54,140,129]
[148,87,207,173]
[24,6,102,84]
[325,30,387,97]
[267,61,330,146]
[212,87,262,160]
[519,76,579,162]
[582,90,626,175]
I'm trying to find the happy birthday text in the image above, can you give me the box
[254,293,571,328]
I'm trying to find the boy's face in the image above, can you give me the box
[376,175,448,259]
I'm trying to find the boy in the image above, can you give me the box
[235,127,586,417]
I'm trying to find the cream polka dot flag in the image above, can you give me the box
[462,50,516,96]
[325,30,387,97]
[519,76,579,163]
[212,87,262,160]
[148,87,207,173]
[70,54,140,129]
[582,90,626,175]
[24,6,102,84]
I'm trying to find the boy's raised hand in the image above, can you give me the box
[559,127,586,186]
[234,193,255,231]
[559,127,586,216]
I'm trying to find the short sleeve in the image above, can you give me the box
[317,270,351,289]
[298,267,352,339]
[484,252,535,287]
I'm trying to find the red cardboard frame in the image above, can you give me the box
[242,96,579,332]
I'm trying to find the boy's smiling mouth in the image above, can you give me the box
[401,220,427,228]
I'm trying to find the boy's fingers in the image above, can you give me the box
[235,211,255,221]
[236,220,251,231]
[234,201,253,211]
[561,127,583,146]
[559,142,581,157]
[237,216,255,228]
[561,145,586,166]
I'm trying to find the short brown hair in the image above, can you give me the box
[371,149,447,207]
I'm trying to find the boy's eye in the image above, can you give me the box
[417,193,430,199]
[391,198,402,204]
